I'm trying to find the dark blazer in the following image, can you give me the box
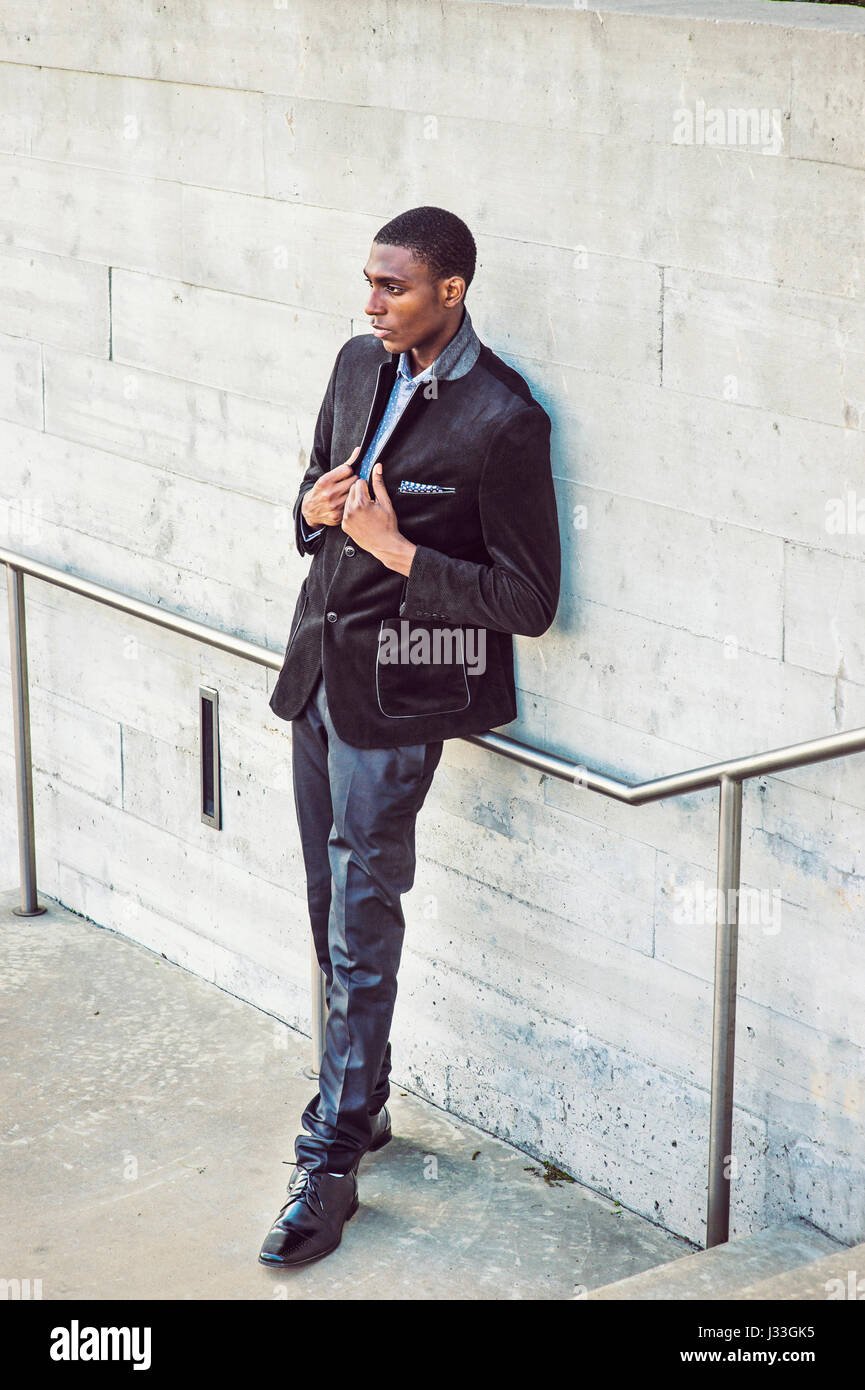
[268,328,561,749]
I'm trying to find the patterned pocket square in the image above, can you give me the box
[396,480,456,494]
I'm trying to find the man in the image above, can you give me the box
[261,206,561,1267]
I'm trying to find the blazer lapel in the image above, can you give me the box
[374,381,431,467]
[353,354,398,471]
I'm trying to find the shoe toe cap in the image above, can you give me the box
[259,1221,321,1263]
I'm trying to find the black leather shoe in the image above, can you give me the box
[346,1103,393,1173]
[258,1167,359,1268]
[366,1103,392,1155]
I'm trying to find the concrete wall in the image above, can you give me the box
[1,0,864,1247]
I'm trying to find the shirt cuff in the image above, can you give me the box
[299,512,324,543]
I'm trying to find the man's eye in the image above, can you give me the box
[363,276,402,294]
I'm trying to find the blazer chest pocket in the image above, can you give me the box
[392,482,473,545]
[375,618,471,719]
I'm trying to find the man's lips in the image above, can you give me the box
[371,325,394,337]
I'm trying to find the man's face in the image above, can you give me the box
[362,242,452,356]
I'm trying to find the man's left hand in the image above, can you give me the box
[341,462,416,575]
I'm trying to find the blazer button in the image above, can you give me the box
[326,611,338,622]
[343,545,355,557]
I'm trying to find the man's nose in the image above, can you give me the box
[365,291,383,316]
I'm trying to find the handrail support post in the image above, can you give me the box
[6,564,46,917]
[706,772,743,1247]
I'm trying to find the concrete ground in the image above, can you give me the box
[0,888,694,1301]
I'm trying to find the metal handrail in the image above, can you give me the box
[5,544,865,1250]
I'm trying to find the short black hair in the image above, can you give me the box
[373,206,477,293]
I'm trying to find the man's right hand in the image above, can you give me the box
[300,448,361,529]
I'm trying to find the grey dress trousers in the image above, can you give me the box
[291,669,444,1175]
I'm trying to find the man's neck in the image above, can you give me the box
[407,305,465,377]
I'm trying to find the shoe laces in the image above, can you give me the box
[280,1164,324,1215]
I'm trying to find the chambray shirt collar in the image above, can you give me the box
[396,304,480,385]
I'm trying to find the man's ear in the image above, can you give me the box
[442,275,466,310]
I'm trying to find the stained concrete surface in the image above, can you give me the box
[0,888,694,1300]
